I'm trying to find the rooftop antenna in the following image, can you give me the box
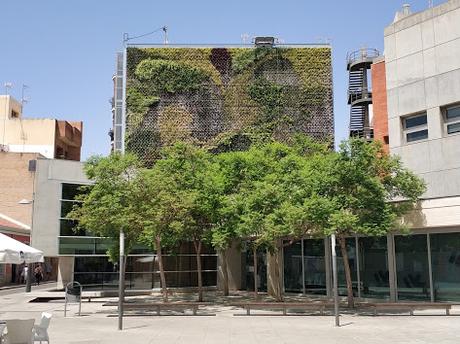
[21,84,29,108]
[163,26,168,45]
[123,26,168,45]
[241,33,250,44]
[428,0,434,8]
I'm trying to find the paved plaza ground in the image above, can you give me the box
[1,284,460,344]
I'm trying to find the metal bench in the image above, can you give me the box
[358,302,453,316]
[232,302,332,316]
[103,302,208,315]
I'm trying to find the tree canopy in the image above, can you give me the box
[71,137,425,303]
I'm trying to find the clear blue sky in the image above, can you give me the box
[1,0,438,160]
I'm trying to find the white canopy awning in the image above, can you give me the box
[0,233,44,264]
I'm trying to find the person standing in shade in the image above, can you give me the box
[34,265,43,286]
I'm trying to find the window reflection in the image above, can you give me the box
[395,234,430,301]
[430,233,460,301]
[359,236,390,299]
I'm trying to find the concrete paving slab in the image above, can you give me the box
[1,285,460,344]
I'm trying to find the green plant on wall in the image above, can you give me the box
[135,59,210,94]
[157,105,194,146]
[125,46,333,162]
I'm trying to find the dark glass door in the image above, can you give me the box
[395,234,430,301]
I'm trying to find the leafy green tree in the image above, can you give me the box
[69,153,143,262]
[152,143,223,302]
[135,168,191,302]
[220,138,329,300]
[304,139,426,308]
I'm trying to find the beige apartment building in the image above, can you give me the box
[0,95,83,161]
[0,95,84,286]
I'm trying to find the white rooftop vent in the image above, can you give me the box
[393,4,412,22]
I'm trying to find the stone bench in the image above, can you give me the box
[103,302,209,315]
[358,302,453,316]
[231,302,332,316]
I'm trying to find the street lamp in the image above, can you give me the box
[18,198,33,293]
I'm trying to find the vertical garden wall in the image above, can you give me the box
[125,45,333,164]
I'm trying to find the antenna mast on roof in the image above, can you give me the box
[21,84,29,108]
[163,26,168,45]
[428,0,434,8]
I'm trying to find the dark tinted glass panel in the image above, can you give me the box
[430,233,460,301]
[59,237,96,255]
[395,234,430,301]
[406,129,428,142]
[447,123,460,134]
[304,239,326,295]
[59,219,86,236]
[61,200,79,218]
[74,256,116,273]
[404,114,427,129]
[359,236,390,299]
[62,183,84,200]
[446,106,460,120]
[244,248,267,292]
[337,238,358,297]
[284,241,302,292]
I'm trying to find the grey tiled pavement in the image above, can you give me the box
[1,284,460,344]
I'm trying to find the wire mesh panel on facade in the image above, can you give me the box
[123,45,334,164]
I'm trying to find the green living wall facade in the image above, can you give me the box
[124,45,333,163]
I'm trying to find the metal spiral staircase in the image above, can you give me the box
[347,48,379,140]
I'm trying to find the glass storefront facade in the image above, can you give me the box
[244,248,268,292]
[395,234,431,301]
[359,236,390,299]
[431,233,460,301]
[59,183,218,290]
[284,239,327,295]
[282,232,460,302]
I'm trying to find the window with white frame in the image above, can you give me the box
[403,112,428,143]
[445,105,460,135]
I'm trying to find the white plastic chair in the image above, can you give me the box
[0,323,6,344]
[32,313,51,344]
[5,319,34,344]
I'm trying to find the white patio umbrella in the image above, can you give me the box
[0,233,44,264]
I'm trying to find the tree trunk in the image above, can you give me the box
[221,249,229,296]
[268,247,284,302]
[338,235,354,308]
[155,237,168,302]
[253,246,259,300]
[194,240,203,302]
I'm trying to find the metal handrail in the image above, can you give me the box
[346,48,380,65]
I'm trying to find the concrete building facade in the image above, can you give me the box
[0,95,83,161]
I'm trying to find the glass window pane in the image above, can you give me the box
[404,114,427,129]
[283,241,302,292]
[59,219,86,236]
[430,232,460,301]
[62,183,83,200]
[446,106,460,120]
[359,236,390,299]
[244,247,267,292]
[59,237,96,255]
[61,200,78,218]
[304,239,327,295]
[407,129,428,142]
[395,234,430,301]
[447,122,460,135]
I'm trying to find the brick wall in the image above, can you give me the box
[371,59,389,153]
[0,152,39,226]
